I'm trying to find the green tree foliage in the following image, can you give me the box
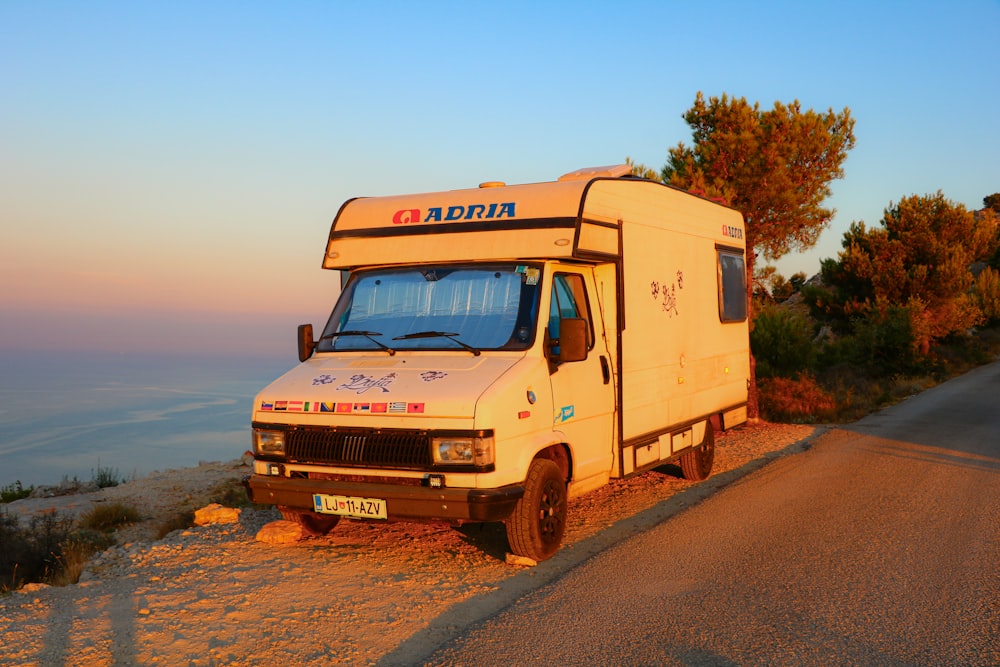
[818,300,925,376]
[750,305,815,377]
[760,269,807,304]
[625,156,659,181]
[662,93,856,269]
[808,193,1000,356]
[984,193,1000,214]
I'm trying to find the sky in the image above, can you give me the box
[2,1,998,357]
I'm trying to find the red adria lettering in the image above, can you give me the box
[721,224,744,240]
[392,209,420,225]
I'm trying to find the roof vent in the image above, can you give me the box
[558,164,632,182]
[479,181,506,188]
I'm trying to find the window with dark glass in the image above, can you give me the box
[718,249,747,323]
[548,273,594,353]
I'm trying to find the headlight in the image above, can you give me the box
[432,435,495,466]
[253,428,286,456]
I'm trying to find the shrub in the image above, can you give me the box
[47,530,115,587]
[751,305,815,378]
[758,375,837,423]
[973,267,1000,324]
[80,502,141,533]
[1,508,121,591]
[819,303,929,377]
[1,511,74,590]
[1,511,28,591]
[1,481,34,503]
[209,477,255,508]
[91,463,123,489]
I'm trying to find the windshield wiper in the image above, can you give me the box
[392,331,481,356]
[319,330,395,355]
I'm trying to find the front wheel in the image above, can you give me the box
[679,421,715,481]
[279,506,340,536]
[505,458,568,562]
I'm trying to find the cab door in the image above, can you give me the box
[546,265,617,487]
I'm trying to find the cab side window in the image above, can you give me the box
[549,273,593,351]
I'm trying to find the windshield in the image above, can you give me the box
[317,263,542,353]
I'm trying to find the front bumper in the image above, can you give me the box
[246,474,524,523]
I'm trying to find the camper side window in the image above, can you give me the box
[717,249,748,323]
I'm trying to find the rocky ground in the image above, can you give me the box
[0,422,819,666]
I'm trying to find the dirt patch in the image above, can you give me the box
[0,423,819,666]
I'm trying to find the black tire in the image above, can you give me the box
[505,458,567,561]
[679,421,715,481]
[279,506,340,536]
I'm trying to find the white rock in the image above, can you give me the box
[255,519,305,545]
[504,553,538,567]
[193,503,242,526]
[18,582,50,594]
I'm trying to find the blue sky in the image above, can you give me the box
[2,1,998,356]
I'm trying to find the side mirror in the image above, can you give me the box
[552,317,588,363]
[298,324,315,362]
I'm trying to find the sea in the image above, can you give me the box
[0,350,294,488]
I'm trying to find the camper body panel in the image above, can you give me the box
[587,178,748,432]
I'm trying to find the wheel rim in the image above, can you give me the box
[697,431,715,477]
[538,478,566,543]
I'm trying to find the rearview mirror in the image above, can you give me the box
[298,324,315,362]
[552,317,588,363]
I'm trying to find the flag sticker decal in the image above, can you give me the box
[263,400,428,414]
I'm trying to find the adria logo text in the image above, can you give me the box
[393,202,516,225]
[722,224,744,239]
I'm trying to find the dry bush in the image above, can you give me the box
[759,375,837,423]
[47,530,115,586]
[1,511,114,590]
[209,477,254,508]
[80,502,141,533]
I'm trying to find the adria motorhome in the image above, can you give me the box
[246,165,750,561]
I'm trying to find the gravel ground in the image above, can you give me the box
[0,422,818,666]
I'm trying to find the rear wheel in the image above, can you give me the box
[279,506,340,536]
[679,421,715,481]
[505,458,567,562]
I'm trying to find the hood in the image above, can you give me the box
[253,353,522,422]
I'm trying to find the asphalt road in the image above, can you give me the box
[415,361,1000,666]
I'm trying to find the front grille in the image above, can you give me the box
[285,427,432,469]
[306,472,424,486]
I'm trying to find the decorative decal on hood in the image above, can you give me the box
[312,374,336,385]
[337,373,398,394]
[420,371,448,382]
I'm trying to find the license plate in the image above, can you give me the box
[313,494,388,520]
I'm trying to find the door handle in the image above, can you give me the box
[600,355,611,385]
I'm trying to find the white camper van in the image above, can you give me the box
[246,165,750,561]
